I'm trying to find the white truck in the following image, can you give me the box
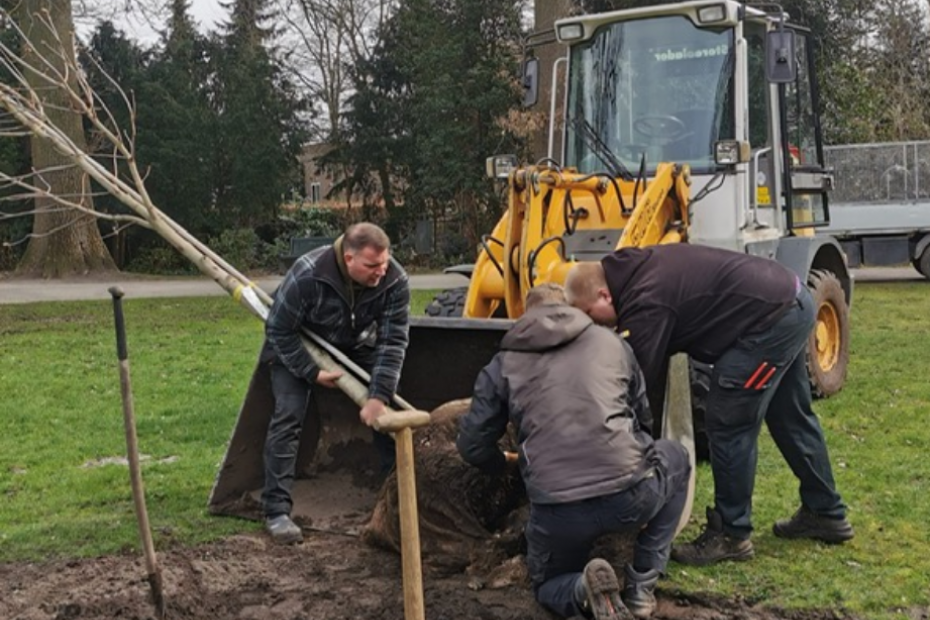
[824,140,930,279]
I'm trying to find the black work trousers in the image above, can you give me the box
[706,284,846,539]
[525,440,690,618]
[261,360,395,518]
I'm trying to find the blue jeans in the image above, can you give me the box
[705,285,846,539]
[525,440,690,618]
[261,360,395,518]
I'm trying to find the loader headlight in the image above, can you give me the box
[486,154,518,180]
[557,23,584,42]
[714,140,750,165]
[697,4,727,24]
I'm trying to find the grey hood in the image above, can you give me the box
[501,303,592,352]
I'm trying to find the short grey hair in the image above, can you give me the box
[525,282,567,310]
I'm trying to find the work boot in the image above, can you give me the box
[265,514,303,545]
[622,565,659,619]
[574,558,633,620]
[670,507,754,566]
[773,506,854,544]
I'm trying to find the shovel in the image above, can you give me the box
[108,286,166,619]
[301,335,430,620]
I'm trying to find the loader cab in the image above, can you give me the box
[562,10,735,176]
[555,0,833,251]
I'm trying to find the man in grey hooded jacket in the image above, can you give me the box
[457,284,690,620]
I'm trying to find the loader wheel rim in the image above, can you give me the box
[815,301,841,372]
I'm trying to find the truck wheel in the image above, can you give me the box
[425,287,467,317]
[911,246,930,279]
[807,269,850,398]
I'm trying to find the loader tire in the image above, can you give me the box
[425,287,467,317]
[806,269,850,398]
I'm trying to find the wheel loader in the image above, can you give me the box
[424,0,852,440]
[209,0,851,530]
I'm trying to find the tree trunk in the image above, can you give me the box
[15,0,116,278]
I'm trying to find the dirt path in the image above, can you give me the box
[0,531,854,620]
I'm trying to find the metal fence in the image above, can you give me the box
[824,141,930,204]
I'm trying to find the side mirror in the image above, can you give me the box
[522,57,539,107]
[765,29,797,84]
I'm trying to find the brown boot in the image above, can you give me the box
[576,558,633,620]
[671,507,754,566]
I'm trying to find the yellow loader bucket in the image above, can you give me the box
[208,317,512,533]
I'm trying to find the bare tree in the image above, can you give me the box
[276,0,392,140]
[0,5,267,298]
[7,0,116,277]
[867,0,930,140]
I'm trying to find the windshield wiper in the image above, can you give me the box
[571,116,635,182]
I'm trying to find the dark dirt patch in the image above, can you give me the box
[0,531,857,620]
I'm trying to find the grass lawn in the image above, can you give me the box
[1,283,928,618]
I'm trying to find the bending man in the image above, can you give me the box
[261,222,410,544]
[565,244,852,567]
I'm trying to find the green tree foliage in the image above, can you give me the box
[327,41,409,218]
[82,20,152,264]
[332,0,527,256]
[211,0,309,233]
[83,13,217,267]
[140,0,217,236]
[79,0,310,270]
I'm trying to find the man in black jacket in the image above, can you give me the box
[261,222,410,544]
[457,283,690,620]
[565,244,853,567]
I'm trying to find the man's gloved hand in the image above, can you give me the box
[359,398,386,427]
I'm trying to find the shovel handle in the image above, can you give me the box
[373,409,431,434]
[108,287,128,361]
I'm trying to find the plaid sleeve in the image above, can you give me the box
[367,273,410,403]
[265,264,320,383]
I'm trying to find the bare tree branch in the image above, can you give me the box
[0,7,271,316]
[275,0,393,139]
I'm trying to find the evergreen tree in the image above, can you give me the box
[210,0,308,233]
[140,0,217,236]
[334,0,526,255]
[326,34,409,218]
[82,20,151,266]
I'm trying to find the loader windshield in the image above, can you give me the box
[565,15,734,174]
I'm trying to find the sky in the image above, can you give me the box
[100,0,227,44]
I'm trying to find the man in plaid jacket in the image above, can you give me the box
[260,222,410,544]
